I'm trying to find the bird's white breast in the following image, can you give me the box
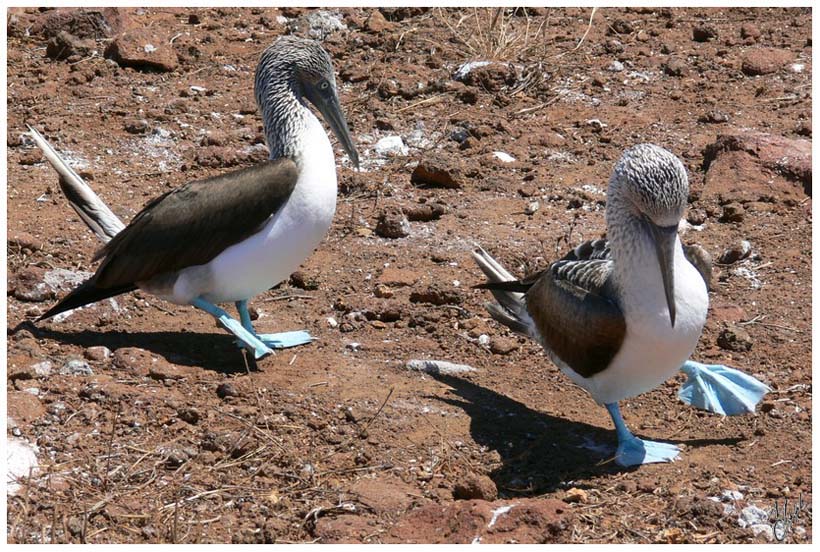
[171,113,338,304]
[561,239,709,405]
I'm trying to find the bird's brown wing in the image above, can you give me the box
[93,158,299,288]
[525,239,626,379]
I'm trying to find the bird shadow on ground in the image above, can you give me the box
[16,322,256,374]
[427,372,743,496]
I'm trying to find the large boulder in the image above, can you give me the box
[702,132,811,200]
[105,28,179,72]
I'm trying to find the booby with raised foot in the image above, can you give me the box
[33,36,359,359]
[473,144,770,467]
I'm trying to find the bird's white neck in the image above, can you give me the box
[607,199,672,319]
[607,205,707,336]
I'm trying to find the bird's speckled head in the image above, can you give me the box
[256,35,337,94]
[608,143,689,227]
[254,35,358,167]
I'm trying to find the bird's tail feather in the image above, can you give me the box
[471,246,535,337]
[28,126,125,243]
[37,278,136,321]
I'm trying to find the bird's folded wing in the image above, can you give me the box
[563,236,713,289]
[682,243,713,291]
[561,237,611,262]
[526,256,626,378]
[93,159,299,288]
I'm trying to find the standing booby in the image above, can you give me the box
[473,144,770,467]
[34,36,359,359]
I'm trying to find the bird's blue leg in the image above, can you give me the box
[605,403,680,466]
[234,300,313,350]
[678,360,771,416]
[191,297,273,359]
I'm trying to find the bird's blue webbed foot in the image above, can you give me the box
[615,435,681,466]
[235,300,313,350]
[192,297,273,359]
[678,360,771,416]
[255,331,313,349]
[606,403,680,466]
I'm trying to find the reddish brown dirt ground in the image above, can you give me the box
[6,7,812,544]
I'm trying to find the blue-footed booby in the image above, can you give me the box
[33,36,359,359]
[473,144,770,467]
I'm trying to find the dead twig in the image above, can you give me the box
[171,486,180,544]
[261,293,315,302]
[102,404,121,491]
[359,386,395,437]
[394,93,449,113]
[217,410,286,453]
[315,463,394,477]
[573,7,598,51]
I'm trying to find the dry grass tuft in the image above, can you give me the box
[433,7,550,62]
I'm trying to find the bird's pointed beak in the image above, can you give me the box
[646,218,679,327]
[309,87,359,170]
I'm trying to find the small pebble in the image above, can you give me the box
[525,201,540,215]
[717,324,753,352]
[403,203,446,222]
[177,407,200,425]
[453,473,498,501]
[493,151,516,163]
[374,284,394,298]
[124,119,150,134]
[718,240,752,264]
[604,39,624,53]
[165,448,189,468]
[19,149,42,166]
[490,337,518,355]
[692,24,718,42]
[699,110,730,124]
[720,203,745,223]
[289,270,319,290]
[687,209,707,225]
[374,135,408,157]
[31,361,53,377]
[663,58,687,77]
[740,23,761,40]
[563,487,589,504]
[60,358,93,376]
[721,489,744,502]
[609,19,633,35]
[738,505,773,540]
[216,382,239,399]
[409,285,463,306]
[607,60,624,72]
[375,208,410,239]
[84,346,112,362]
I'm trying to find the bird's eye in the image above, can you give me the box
[319,81,330,91]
